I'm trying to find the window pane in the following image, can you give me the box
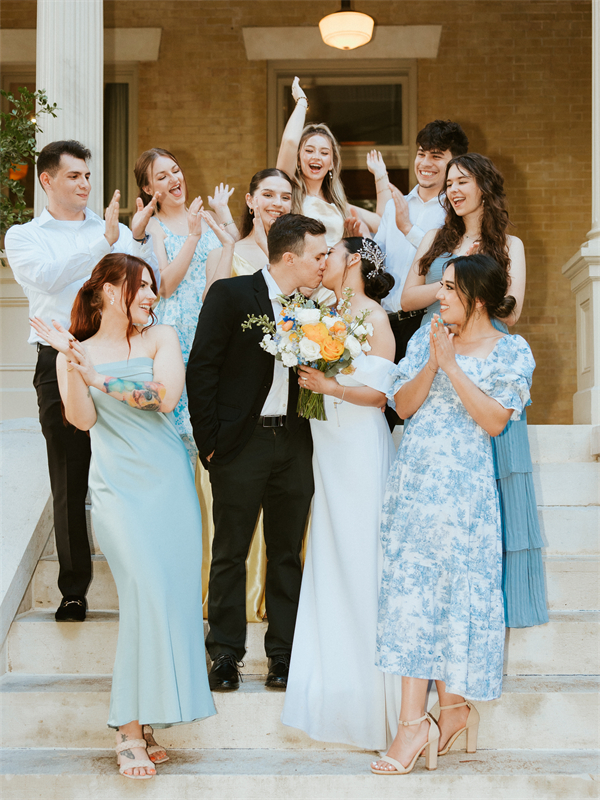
[104,83,129,207]
[342,168,409,212]
[286,83,403,146]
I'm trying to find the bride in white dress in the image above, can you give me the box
[281,238,401,750]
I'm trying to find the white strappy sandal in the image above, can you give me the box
[115,738,156,780]
[370,712,440,775]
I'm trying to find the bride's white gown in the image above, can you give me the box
[282,354,402,750]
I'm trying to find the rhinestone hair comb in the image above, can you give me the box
[359,238,386,279]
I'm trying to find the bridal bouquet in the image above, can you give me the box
[242,289,372,420]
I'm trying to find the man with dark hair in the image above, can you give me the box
[187,214,328,692]
[374,120,468,426]
[5,140,159,621]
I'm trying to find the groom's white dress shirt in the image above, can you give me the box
[5,207,160,345]
[375,188,446,314]
[260,266,289,417]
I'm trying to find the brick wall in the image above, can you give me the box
[3,1,592,423]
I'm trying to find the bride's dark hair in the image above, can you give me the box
[419,153,512,279]
[342,238,394,303]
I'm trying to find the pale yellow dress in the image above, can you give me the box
[198,251,268,621]
[302,195,343,307]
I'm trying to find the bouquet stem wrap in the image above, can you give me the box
[297,384,327,421]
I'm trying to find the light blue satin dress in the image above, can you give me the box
[88,357,216,729]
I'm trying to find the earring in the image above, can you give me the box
[249,208,254,215]
[110,297,114,306]
[329,171,333,180]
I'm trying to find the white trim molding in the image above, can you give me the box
[243,26,442,60]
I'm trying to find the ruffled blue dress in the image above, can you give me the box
[376,328,535,700]
[419,254,548,628]
[155,221,220,460]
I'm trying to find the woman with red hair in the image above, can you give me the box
[31,252,215,780]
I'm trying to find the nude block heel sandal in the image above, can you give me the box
[434,700,480,755]
[115,738,156,780]
[370,712,440,775]
[143,724,169,764]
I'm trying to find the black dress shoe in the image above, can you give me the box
[208,654,242,691]
[265,654,290,689]
[55,595,87,622]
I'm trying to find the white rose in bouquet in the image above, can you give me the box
[344,334,362,359]
[282,350,299,368]
[262,334,278,356]
[296,308,321,325]
[299,337,322,361]
[322,315,337,329]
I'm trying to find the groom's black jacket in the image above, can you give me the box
[187,270,306,467]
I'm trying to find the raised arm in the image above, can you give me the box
[400,229,441,311]
[504,236,526,326]
[208,183,241,242]
[152,196,206,299]
[276,77,308,177]
[366,150,392,218]
[394,323,438,418]
[202,211,236,299]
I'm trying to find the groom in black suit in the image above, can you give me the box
[187,214,328,691]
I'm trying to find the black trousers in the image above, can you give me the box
[206,422,314,661]
[33,346,92,597]
[384,310,426,430]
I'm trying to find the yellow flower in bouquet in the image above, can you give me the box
[320,336,345,361]
[301,322,329,345]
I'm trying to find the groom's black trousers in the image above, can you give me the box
[205,421,314,661]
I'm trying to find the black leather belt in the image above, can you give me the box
[388,309,426,322]
[258,415,286,427]
[36,343,53,352]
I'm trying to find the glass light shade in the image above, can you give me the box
[318,10,374,51]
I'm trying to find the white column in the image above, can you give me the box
[34,0,104,216]
[562,0,600,431]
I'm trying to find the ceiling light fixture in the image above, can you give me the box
[319,0,375,51]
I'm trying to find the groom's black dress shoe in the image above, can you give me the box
[55,595,87,622]
[208,654,242,691]
[265,654,290,689]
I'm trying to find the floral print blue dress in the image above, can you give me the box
[376,327,535,701]
[155,220,220,460]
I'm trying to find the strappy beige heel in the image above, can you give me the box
[115,738,156,779]
[143,724,169,764]
[432,700,480,755]
[370,712,440,775]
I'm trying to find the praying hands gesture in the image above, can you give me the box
[430,314,456,375]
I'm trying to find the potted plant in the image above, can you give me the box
[0,87,58,254]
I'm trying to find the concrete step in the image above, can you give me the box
[31,553,600,613]
[0,748,597,800]
[532,463,599,507]
[504,612,599,675]
[5,611,599,677]
[527,425,595,463]
[1,674,597,752]
[540,506,600,557]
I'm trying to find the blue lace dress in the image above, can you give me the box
[154,220,220,459]
[376,327,535,701]
[419,254,548,629]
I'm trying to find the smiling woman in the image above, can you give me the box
[133,148,238,460]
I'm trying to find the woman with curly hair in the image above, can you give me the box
[401,153,548,631]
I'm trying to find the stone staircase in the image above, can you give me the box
[1,425,599,799]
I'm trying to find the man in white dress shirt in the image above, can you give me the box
[5,140,159,621]
[374,120,469,427]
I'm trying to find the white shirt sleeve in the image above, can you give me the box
[5,224,112,296]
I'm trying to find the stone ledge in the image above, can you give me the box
[0,419,52,650]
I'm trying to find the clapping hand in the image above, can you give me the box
[104,190,120,246]
[431,314,456,374]
[252,200,269,256]
[344,208,371,238]
[132,192,160,240]
[187,196,205,237]
[390,184,411,236]
[30,317,76,357]
[465,239,481,256]
[198,210,235,247]
[366,150,387,182]
[208,183,235,214]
